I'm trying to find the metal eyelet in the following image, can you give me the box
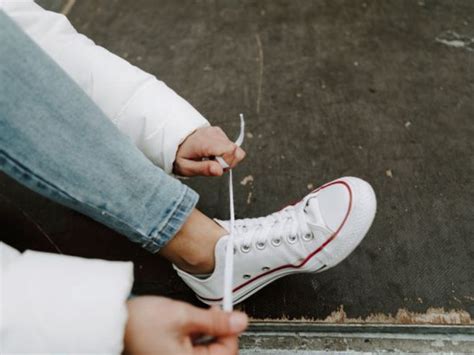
[302,233,314,241]
[240,244,251,253]
[261,266,270,271]
[242,225,248,232]
[287,234,298,244]
[243,274,251,279]
[256,241,266,250]
[271,237,282,247]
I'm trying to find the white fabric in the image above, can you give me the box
[0,0,210,173]
[0,242,134,354]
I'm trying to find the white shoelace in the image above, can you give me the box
[232,207,312,251]
[217,114,245,312]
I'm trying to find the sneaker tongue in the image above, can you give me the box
[304,197,330,230]
[214,219,230,233]
[214,235,230,271]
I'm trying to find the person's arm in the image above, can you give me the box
[0,242,133,353]
[0,0,209,174]
[0,243,248,353]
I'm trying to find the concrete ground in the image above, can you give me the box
[2,0,473,345]
[240,323,474,352]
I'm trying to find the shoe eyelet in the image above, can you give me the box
[240,244,251,253]
[287,234,298,244]
[242,225,248,231]
[271,238,282,247]
[302,233,314,242]
[243,274,251,279]
[261,266,270,271]
[256,241,266,250]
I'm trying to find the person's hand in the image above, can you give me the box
[174,126,246,176]
[124,296,248,355]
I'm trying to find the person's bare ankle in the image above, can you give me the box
[159,209,228,275]
[177,253,215,275]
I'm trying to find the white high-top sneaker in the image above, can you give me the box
[173,176,376,305]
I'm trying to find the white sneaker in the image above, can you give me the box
[173,176,376,306]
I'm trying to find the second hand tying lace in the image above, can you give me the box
[216,113,245,312]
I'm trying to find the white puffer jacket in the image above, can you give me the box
[0,242,134,354]
[0,0,210,353]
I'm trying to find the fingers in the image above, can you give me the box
[193,335,239,355]
[175,159,224,177]
[175,147,246,177]
[221,146,246,169]
[174,126,247,176]
[205,127,233,154]
[185,305,248,337]
[203,127,246,168]
[210,335,239,355]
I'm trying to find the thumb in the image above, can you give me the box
[185,307,248,336]
[176,158,224,177]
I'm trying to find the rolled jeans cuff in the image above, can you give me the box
[143,186,198,253]
[0,12,200,255]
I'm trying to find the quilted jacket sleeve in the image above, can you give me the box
[0,0,210,173]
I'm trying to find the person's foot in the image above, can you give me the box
[173,176,376,305]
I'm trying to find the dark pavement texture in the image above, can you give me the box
[2,0,473,321]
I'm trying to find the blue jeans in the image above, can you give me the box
[0,11,198,253]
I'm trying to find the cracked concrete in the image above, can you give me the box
[436,30,474,52]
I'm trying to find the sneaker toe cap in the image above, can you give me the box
[316,177,376,264]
